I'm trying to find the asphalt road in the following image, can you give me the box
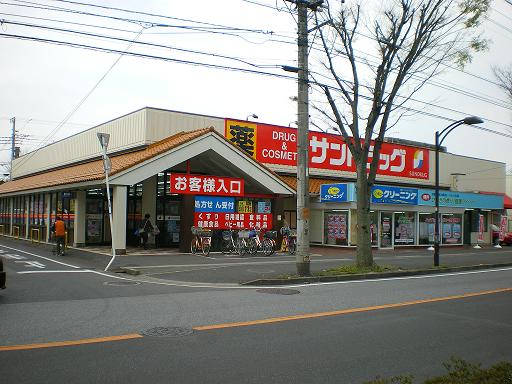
[1,239,512,383]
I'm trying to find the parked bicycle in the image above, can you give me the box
[190,226,212,256]
[280,226,297,255]
[237,229,251,257]
[246,227,276,256]
[220,225,239,255]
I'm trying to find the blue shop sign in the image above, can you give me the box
[371,185,418,205]
[320,183,348,202]
[194,196,235,212]
[418,189,503,209]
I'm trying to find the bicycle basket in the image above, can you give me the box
[289,229,297,237]
[248,230,257,238]
[264,230,277,239]
[198,229,212,237]
[191,226,200,236]
[222,231,232,241]
[238,229,251,239]
[280,227,290,236]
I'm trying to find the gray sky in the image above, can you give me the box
[1,0,511,178]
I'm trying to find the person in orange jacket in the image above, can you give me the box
[51,216,66,256]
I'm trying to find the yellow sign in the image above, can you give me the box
[238,201,253,213]
[225,120,257,159]
[373,189,383,199]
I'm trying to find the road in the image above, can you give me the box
[1,240,512,383]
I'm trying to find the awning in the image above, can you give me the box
[505,194,512,209]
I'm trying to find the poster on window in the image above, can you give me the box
[394,214,415,244]
[326,214,347,245]
[443,215,462,244]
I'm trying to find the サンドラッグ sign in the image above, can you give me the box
[225,120,429,180]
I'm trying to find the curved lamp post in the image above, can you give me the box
[434,116,484,266]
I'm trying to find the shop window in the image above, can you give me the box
[283,210,297,229]
[442,214,462,245]
[324,211,349,246]
[369,211,378,247]
[394,212,416,245]
[419,213,436,245]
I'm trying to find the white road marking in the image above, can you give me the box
[15,260,45,269]
[0,244,80,269]
[18,270,93,274]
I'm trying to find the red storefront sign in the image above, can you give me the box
[194,212,273,230]
[170,174,244,196]
[225,120,429,180]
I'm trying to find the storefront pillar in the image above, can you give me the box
[45,194,51,242]
[74,190,86,247]
[142,176,157,246]
[9,197,13,236]
[180,194,194,253]
[24,196,29,239]
[113,185,127,254]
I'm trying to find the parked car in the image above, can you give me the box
[492,224,512,246]
[0,256,5,289]
[501,232,512,246]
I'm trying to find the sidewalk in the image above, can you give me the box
[2,235,512,285]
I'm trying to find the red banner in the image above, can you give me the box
[170,174,244,196]
[225,120,429,180]
[500,216,508,241]
[194,212,272,230]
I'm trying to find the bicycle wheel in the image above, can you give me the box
[248,238,258,255]
[191,237,198,254]
[237,238,247,257]
[201,238,211,256]
[288,238,296,255]
[262,238,274,256]
[220,239,231,254]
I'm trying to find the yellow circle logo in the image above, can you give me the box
[327,187,340,195]
[373,189,383,199]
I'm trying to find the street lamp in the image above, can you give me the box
[97,132,117,272]
[434,116,483,266]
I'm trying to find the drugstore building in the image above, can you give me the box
[0,107,509,252]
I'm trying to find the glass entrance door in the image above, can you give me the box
[379,212,393,249]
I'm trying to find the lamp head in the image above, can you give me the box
[463,116,483,125]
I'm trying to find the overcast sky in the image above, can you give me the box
[1,0,511,179]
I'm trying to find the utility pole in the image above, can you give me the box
[9,117,15,181]
[285,0,322,276]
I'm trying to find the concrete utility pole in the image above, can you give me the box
[9,117,15,181]
[286,0,323,275]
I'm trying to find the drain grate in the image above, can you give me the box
[141,327,194,338]
[103,280,141,286]
[256,288,300,295]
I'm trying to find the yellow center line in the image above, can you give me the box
[0,333,143,352]
[193,287,512,331]
[2,288,511,351]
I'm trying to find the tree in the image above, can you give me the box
[312,0,490,267]
[493,65,512,104]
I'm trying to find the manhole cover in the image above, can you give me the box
[141,327,194,338]
[103,281,141,286]
[256,288,300,295]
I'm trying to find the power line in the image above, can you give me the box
[10,27,147,172]
[3,30,512,138]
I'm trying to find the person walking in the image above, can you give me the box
[51,216,66,256]
[139,213,154,250]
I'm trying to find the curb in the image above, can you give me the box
[240,262,512,286]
